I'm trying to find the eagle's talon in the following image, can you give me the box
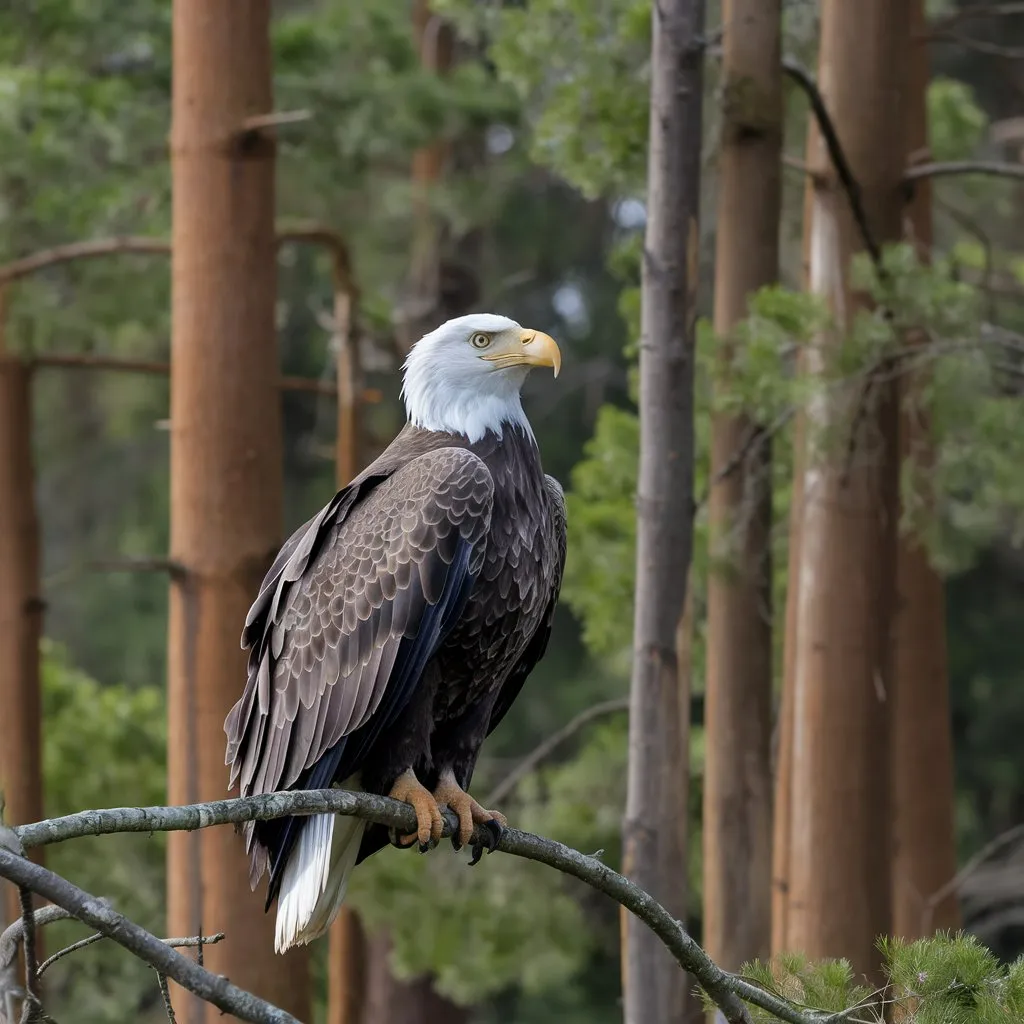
[433,768,508,850]
[468,841,486,867]
[481,818,504,850]
[387,768,444,849]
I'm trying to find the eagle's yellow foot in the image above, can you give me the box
[433,768,508,856]
[388,768,444,853]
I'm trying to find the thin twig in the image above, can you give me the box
[0,851,297,1024]
[904,160,1024,184]
[241,110,311,131]
[37,932,224,977]
[929,29,1024,59]
[156,971,177,1024]
[26,351,380,401]
[921,823,1024,935]
[14,791,850,1024]
[17,889,37,1006]
[485,698,630,806]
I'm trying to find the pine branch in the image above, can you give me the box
[14,791,852,1024]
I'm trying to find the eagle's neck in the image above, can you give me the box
[402,365,534,444]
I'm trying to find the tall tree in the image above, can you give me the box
[327,280,369,1024]
[704,0,781,976]
[622,1,704,1021]
[0,305,44,943]
[891,0,960,940]
[783,0,911,978]
[165,3,309,1020]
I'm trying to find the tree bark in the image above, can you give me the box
[891,0,960,940]
[364,933,470,1024]
[785,0,911,981]
[0,311,44,961]
[400,0,457,355]
[622,1,704,1021]
[166,3,309,1020]
[771,75,821,961]
[704,0,780,977]
[327,266,369,1024]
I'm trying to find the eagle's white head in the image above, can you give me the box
[401,313,562,443]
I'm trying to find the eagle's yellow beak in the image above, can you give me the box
[481,328,561,378]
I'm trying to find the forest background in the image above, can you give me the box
[2,1,1024,1022]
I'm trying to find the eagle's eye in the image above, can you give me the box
[470,332,491,350]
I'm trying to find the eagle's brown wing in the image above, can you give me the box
[486,474,567,738]
[224,445,493,893]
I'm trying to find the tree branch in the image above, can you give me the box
[782,57,882,267]
[485,698,630,806]
[26,351,382,402]
[37,931,224,978]
[15,791,849,1024]
[0,851,298,1024]
[904,160,1024,184]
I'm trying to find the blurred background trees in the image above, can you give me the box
[2,0,1024,1021]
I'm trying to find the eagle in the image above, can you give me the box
[223,313,566,954]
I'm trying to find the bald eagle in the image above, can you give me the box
[224,313,566,953]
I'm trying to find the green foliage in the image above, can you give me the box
[438,0,651,197]
[40,642,167,1023]
[928,78,988,163]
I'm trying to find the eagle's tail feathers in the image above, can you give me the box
[274,799,365,954]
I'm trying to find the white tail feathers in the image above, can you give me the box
[274,783,366,954]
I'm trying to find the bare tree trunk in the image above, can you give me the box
[166,3,309,1020]
[0,310,44,962]
[327,270,370,1024]
[400,0,456,354]
[365,934,470,1024]
[771,77,821,961]
[704,0,780,977]
[785,0,911,980]
[891,0,960,940]
[328,909,368,1024]
[622,1,704,1021]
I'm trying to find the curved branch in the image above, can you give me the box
[0,850,297,1024]
[782,57,881,267]
[15,791,846,1024]
[485,698,630,805]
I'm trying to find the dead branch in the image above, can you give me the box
[922,824,1024,935]
[485,697,630,806]
[782,57,882,267]
[37,931,224,978]
[904,160,1024,184]
[0,238,170,285]
[927,2,1024,33]
[0,851,297,1024]
[26,352,382,402]
[12,791,853,1024]
[928,29,1024,59]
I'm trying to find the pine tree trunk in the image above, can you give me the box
[622,1,704,1020]
[891,0,960,939]
[771,80,821,960]
[785,0,911,980]
[365,934,470,1024]
[327,270,370,1024]
[400,0,456,354]
[0,324,44,956]
[704,0,780,975]
[166,3,309,1020]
